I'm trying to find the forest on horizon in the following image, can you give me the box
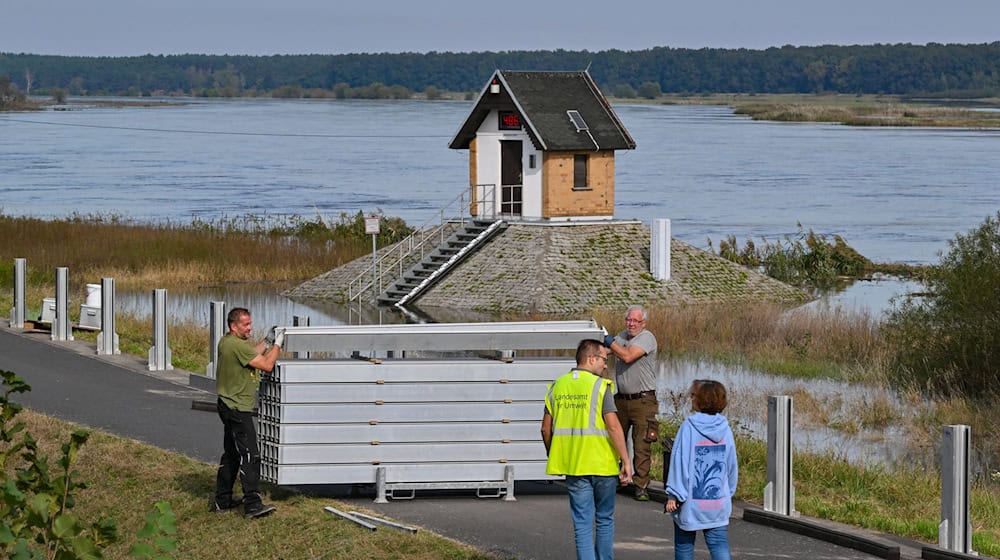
[2,43,999,100]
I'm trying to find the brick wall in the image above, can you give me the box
[542,151,615,218]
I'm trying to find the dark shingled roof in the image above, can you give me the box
[449,70,636,152]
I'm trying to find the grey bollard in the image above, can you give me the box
[293,315,310,359]
[939,425,974,554]
[11,258,26,328]
[52,267,74,341]
[206,301,226,378]
[650,218,671,281]
[764,395,795,516]
[96,277,120,355]
[147,289,173,371]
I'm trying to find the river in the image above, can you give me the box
[2,98,998,265]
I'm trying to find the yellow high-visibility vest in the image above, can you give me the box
[545,369,620,476]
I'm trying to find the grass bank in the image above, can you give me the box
[13,409,497,560]
[13,391,1000,558]
[645,418,1000,556]
[608,92,1000,127]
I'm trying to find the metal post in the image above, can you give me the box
[939,425,973,554]
[651,218,671,281]
[503,464,516,502]
[52,267,73,341]
[97,277,119,355]
[11,258,26,328]
[371,233,377,302]
[148,288,173,371]
[374,467,389,504]
[206,301,226,378]
[293,315,310,359]
[764,395,795,515]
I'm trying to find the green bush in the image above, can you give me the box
[0,370,118,558]
[884,212,1000,398]
[0,370,177,560]
[713,227,872,288]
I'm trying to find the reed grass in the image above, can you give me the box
[594,302,888,381]
[733,102,1000,127]
[14,409,498,560]
[0,212,376,292]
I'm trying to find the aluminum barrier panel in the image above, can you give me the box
[279,319,605,353]
[259,358,573,488]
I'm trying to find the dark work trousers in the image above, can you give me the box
[614,392,660,489]
[215,398,262,506]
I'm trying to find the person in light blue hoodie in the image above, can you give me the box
[665,379,738,560]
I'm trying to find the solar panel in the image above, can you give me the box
[567,110,589,132]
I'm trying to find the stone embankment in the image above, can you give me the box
[285,221,808,314]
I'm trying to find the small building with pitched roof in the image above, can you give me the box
[449,70,636,221]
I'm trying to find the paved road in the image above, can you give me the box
[0,324,922,559]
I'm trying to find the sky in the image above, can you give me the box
[4,0,999,57]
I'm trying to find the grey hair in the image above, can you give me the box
[625,305,647,321]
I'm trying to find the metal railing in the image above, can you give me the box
[347,184,497,303]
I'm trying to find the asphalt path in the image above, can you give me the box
[0,324,920,559]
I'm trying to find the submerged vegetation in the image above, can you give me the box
[710,226,928,288]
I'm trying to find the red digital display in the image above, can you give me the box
[498,111,522,130]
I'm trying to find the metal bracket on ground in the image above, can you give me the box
[920,544,983,560]
[743,507,900,560]
[374,464,517,504]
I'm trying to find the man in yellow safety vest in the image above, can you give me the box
[541,339,633,560]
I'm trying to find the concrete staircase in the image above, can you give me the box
[377,219,507,307]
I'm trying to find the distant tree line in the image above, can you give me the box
[2,43,999,101]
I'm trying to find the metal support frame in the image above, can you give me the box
[11,258,26,328]
[374,464,516,504]
[206,301,226,378]
[52,267,73,342]
[764,395,795,516]
[147,289,173,371]
[96,277,119,355]
[939,425,973,554]
[292,315,310,359]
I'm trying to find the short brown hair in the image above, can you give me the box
[575,339,604,365]
[227,307,250,328]
[691,379,728,415]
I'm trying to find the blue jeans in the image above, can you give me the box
[673,522,731,560]
[566,475,618,560]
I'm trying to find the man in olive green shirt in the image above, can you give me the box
[213,307,283,519]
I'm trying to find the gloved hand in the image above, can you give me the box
[272,327,286,349]
[603,334,616,348]
[264,325,278,345]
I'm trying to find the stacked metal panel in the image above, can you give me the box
[258,320,604,488]
[259,357,574,486]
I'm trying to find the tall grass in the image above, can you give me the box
[595,302,887,381]
[0,212,409,292]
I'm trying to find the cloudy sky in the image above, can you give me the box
[4,0,999,56]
